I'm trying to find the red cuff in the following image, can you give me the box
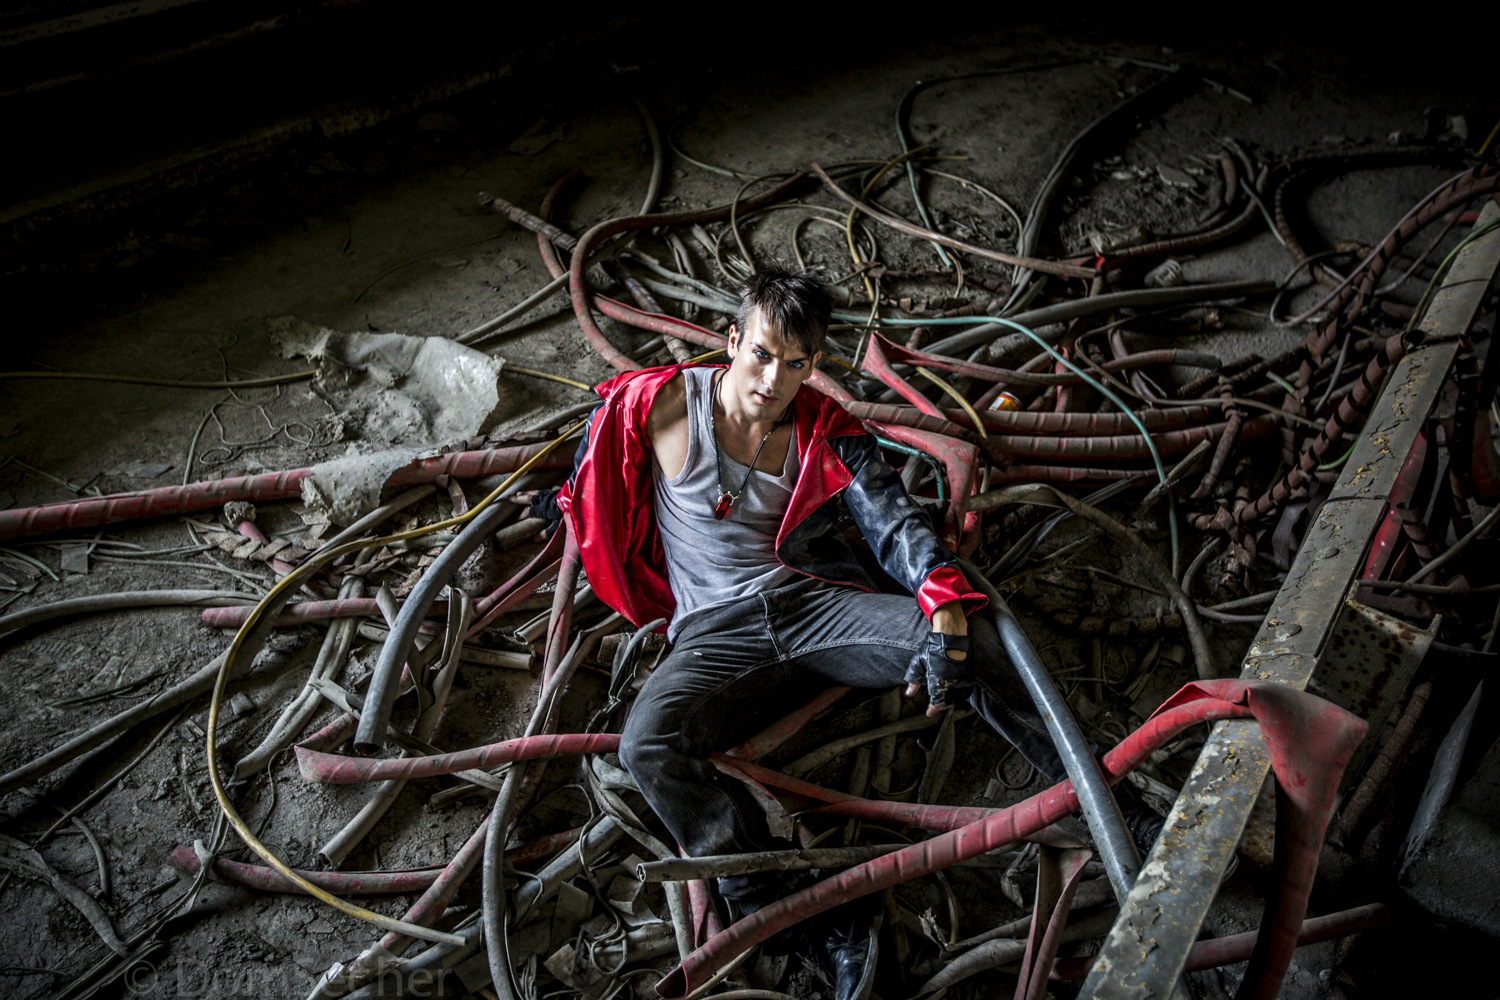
[917,564,988,620]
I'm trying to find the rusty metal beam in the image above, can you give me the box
[1080,197,1500,999]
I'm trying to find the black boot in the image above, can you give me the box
[811,901,880,1000]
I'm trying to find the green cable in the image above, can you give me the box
[1265,371,1299,395]
[873,435,947,503]
[857,313,1180,575]
[1407,217,1500,332]
[1318,442,1358,471]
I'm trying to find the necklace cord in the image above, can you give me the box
[710,369,786,517]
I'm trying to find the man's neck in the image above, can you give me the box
[715,372,793,437]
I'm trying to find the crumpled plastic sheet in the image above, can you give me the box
[270,317,510,523]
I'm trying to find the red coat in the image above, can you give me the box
[556,364,982,630]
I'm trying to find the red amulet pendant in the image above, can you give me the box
[712,493,733,520]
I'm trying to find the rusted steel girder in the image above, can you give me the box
[1080,199,1500,999]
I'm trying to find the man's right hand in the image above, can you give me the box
[904,631,974,717]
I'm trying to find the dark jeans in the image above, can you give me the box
[617,576,1068,902]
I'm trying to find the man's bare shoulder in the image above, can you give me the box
[644,372,688,438]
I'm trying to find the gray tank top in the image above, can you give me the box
[653,367,798,638]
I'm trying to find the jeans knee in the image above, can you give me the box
[619,708,685,777]
[617,725,654,778]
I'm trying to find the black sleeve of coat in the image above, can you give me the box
[829,432,958,596]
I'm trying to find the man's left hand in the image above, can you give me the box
[906,600,972,717]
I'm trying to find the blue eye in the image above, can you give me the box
[789,360,804,369]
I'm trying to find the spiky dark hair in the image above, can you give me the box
[735,267,831,356]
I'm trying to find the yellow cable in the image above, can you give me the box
[843,218,878,306]
[916,367,988,440]
[204,419,586,944]
[506,366,595,391]
[0,370,317,389]
[1479,116,1500,157]
[844,147,933,305]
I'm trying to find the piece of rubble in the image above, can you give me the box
[1157,164,1196,188]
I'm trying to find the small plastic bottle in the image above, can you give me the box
[987,391,1021,412]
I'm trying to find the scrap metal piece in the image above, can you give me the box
[1080,198,1500,999]
[1310,594,1436,785]
[1235,590,1434,873]
[1398,681,1500,936]
[1402,679,1483,869]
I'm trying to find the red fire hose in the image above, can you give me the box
[0,443,570,542]
[653,680,1364,1000]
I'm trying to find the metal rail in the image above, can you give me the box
[1080,198,1500,999]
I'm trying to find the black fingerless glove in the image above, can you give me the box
[906,631,974,709]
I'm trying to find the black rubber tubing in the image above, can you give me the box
[957,559,1141,900]
[354,497,515,754]
[923,278,1277,360]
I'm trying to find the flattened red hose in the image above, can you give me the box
[865,421,977,552]
[986,414,1276,462]
[861,336,945,418]
[542,525,582,681]
[953,404,1219,437]
[202,597,444,630]
[654,699,1254,997]
[724,686,851,761]
[465,554,565,637]
[167,847,444,894]
[296,733,624,784]
[837,401,1228,445]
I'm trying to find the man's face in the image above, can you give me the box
[723,308,822,422]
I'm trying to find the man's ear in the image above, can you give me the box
[726,324,739,359]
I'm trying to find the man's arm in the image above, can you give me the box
[929,601,969,640]
[830,433,986,616]
[512,366,687,532]
[830,432,982,716]
[512,404,602,533]
[644,374,688,478]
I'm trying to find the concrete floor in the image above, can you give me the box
[1,12,1494,999]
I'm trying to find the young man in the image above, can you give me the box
[536,269,1074,999]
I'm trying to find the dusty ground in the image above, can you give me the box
[1,16,1494,1000]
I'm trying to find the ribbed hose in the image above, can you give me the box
[1222,165,1500,530]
